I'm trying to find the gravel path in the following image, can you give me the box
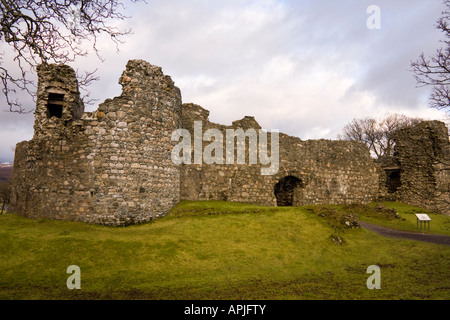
[359,221,450,246]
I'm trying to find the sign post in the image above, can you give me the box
[415,213,431,231]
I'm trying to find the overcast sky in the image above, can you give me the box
[0,0,449,163]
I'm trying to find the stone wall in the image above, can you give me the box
[179,103,380,206]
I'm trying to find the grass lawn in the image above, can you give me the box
[0,200,449,300]
[354,202,450,236]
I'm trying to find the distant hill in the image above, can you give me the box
[0,164,13,181]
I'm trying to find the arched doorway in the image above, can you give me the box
[274,176,303,206]
[384,168,401,193]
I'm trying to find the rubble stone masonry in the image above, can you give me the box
[391,121,450,213]
[180,103,379,207]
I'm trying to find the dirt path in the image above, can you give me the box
[359,221,450,246]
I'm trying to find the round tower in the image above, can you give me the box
[89,60,183,225]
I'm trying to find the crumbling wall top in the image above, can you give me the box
[232,116,261,129]
[118,59,180,99]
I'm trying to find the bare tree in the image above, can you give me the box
[338,114,422,158]
[0,0,144,113]
[339,117,382,157]
[411,0,450,114]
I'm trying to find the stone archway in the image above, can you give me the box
[274,176,303,206]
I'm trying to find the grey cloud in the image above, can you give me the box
[1,0,449,162]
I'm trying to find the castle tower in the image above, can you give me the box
[33,64,84,138]
[10,60,183,226]
[89,60,183,225]
[392,121,450,213]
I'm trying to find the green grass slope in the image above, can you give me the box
[0,201,449,300]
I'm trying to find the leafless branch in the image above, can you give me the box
[411,0,450,113]
[0,0,144,113]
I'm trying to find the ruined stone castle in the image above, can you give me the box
[9,60,450,226]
